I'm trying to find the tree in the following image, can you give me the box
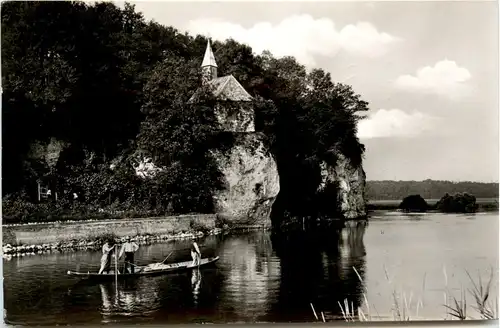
[2,1,165,194]
[399,195,429,213]
[255,61,369,219]
[436,192,478,213]
[2,1,369,222]
[366,180,499,200]
[137,55,231,214]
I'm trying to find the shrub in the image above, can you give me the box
[189,218,211,234]
[399,194,428,213]
[436,193,478,213]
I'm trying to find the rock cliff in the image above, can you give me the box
[318,152,367,219]
[28,138,69,169]
[211,133,280,227]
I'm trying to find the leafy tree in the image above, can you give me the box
[436,192,478,213]
[136,55,233,213]
[399,195,429,213]
[2,1,369,223]
[253,58,368,220]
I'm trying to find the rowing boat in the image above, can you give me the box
[67,256,219,280]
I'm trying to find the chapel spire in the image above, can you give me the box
[201,39,217,83]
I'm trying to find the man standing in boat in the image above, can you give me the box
[119,236,139,274]
[191,240,201,267]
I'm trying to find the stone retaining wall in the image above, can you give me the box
[2,214,217,246]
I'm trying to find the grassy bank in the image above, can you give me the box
[367,198,499,212]
[312,266,498,322]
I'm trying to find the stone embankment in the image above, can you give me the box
[2,214,223,258]
[2,228,223,259]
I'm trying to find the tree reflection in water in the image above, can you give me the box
[214,232,281,322]
[270,219,368,322]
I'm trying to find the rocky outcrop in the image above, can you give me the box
[318,152,366,219]
[215,101,255,132]
[211,133,280,227]
[28,138,69,168]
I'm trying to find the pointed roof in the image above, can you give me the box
[188,75,253,103]
[201,39,217,68]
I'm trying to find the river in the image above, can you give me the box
[3,210,498,324]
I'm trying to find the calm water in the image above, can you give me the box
[3,211,499,324]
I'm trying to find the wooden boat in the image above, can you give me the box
[67,256,219,280]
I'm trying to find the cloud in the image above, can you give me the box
[357,109,441,139]
[186,15,400,67]
[394,60,472,99]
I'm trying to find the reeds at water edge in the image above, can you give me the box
[312,265,498,322]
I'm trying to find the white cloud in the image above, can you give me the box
[186,15,400,67]
[357,109,440,139]
[394,60,472,99]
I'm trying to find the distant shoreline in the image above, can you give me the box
[367,198,499,211]
[365,180,499,201]
[366,180,499,183]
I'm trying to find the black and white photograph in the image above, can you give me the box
[1,0,498,325]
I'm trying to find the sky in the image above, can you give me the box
[117,1,499,182]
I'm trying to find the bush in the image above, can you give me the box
[1,193,160,224]
[2,2,369,223]
[436,192,478,213]
[189,218,211,234]
[399,194,428,213]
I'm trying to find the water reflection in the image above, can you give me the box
[216,233,281,322]
[191,269,202,306]
[338,220,367,278]
[84,221,368,323]
[401,213,427,221]
[99,284,113,312]
[97,278,161,322]
[4,218,373,324]
[270,220,368,321]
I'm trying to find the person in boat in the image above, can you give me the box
[98,239,116,274]
[190,240,201,266]
[119,236,139,274]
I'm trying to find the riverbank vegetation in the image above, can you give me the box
[366,180,499,200]
[436,193,479,213]
[312,266,498,322]
[2,1,368,224]
[396,192,486,214]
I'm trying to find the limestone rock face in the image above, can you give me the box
[211,133,280,227]
[318,152,366,219]
[29,138,69,168]
[215,102,255,132]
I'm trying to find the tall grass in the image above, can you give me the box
[467,268,498,319]
[312,265,498,322]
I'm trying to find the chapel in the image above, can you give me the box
[189,40,255,133]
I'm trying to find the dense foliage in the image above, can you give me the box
[398,195,429,213]
[366,180,499,200]
[436,193,478,213]
[2,1,368,223]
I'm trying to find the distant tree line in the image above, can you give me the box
[366,180,499,200]
[2,1,368,223]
